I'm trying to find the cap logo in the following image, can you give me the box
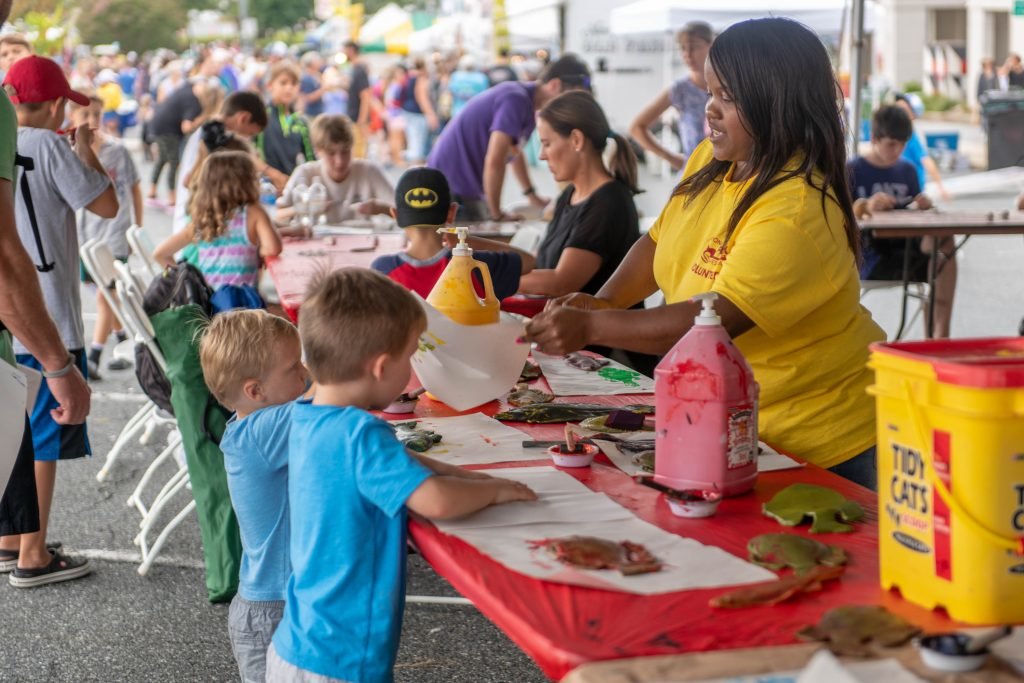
[405,187,439,209]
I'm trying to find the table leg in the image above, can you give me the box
[925,241,938,339]
[895,238,912,340]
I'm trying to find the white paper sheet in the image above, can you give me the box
[413,299,530,411]
[533,350,656,396]
[594,439,802,477]
[434,466,775,594]
[0,364,28,496]
[686,652,927,683]
[390,414,537,466]
[17,364,41,411]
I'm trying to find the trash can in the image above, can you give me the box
[981,92,1024,169]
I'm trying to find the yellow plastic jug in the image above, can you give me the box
[868,338,1024,624]
[426,227,500,326]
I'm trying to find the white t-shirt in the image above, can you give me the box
[172,130,203,233]
[279,160,394,223]
[13,128,111,353]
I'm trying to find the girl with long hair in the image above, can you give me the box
[153,149,282,290]
[525,18,886,488]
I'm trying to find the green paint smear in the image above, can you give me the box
[598,367,641,387]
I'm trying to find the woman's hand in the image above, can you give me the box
[545,292,612,312]
[524,305,593,355]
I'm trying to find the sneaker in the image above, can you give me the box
[107,357,132,371]
[0,542,63,573]
[9,549,88,588]
[86,360,103,382]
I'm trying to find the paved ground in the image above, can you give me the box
[2,118,1023,683]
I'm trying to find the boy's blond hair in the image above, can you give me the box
[199,309,300,408]
[0,34,31,51]
[299,268,426,384]
[268,61,300,86]
[310,114,354,150]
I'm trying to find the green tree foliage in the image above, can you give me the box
[249,0,313,32]
[76,0,185,53]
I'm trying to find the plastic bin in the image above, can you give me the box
[868,338,1024,624]
[981,93,1024,170]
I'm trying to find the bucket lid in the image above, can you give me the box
[870,337,1024,388]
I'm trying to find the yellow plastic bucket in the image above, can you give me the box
[868,338,1024,624]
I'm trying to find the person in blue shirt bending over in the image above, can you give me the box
[267,268,536,683]
[199,309,310,683]
[849,104,958,338]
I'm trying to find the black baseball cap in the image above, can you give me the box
[540,54,591,91]
[394,167,452,228]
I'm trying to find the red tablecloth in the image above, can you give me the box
[402,390,960,681]
[266,236,548,322]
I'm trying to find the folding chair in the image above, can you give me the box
[114,276,196,576]
[859,280,929,340]
[126,224,163,281]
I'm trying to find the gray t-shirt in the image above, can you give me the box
[13,128,110,354]
[668,74,710,160]
[279,160,393,223]
[79,139,137,258]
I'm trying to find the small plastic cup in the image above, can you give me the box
[548,443,597,468]
[917,634,989,673]
[665,490,723,518]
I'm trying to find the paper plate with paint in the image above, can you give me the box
[413,298,530,412]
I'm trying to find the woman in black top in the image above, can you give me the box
[462,91,641,298]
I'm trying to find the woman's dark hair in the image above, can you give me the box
[675,18,859,260]
[539,90,640,194]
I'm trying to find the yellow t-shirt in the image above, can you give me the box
[98,82,122,113]
[648,140,884,468]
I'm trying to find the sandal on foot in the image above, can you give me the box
[9,549,90,588]
[0,542,64,573]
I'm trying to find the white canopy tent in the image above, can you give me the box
[608,0,872,151]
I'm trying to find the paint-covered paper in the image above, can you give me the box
[533,351,655,396]
[594,438,802,477]
[435,466,774,595]
[389,413,536,467]
[413,299,530,412]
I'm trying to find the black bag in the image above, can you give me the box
[143,262,214,317]
[134,343,175,415]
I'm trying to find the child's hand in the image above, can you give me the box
[914,193,933,211]
[492,478,538,505]
[73,124,95,150]
[866,192,897,214]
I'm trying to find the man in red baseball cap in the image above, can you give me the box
[0,54,117,588]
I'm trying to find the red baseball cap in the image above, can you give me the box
[2,56,89,106]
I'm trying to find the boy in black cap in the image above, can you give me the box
[370,167,534,299]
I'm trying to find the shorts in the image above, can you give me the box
[265,644,352,683]
[80,255,129,287]
[14,350,91,462]
[860,235,929,282]
[228,595,284,683]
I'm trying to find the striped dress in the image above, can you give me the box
[195,206,261,289]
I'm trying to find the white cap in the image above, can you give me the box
[96,69,118,85]
[691,292,722,326]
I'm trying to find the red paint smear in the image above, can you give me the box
[481,435,496,447]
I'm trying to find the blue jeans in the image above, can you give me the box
[828,446,877,491]
[404,112,429,162]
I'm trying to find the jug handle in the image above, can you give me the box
[471,260,498,306]
[901,379,1024,556]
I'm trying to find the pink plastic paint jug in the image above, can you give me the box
[654,292,759,497]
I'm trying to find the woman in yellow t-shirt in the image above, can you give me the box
[525,17,886,489]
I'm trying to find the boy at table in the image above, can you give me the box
[848,104,958,338]
[199,309,309,683]
[267,268,535,683]
[370,167,534,299]
[275,113,394,226]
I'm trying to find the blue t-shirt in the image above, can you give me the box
[447,70,489,117]
[301,73,324,118]
[900,130,928,190]
[221,402,293,602]
[370,249,522,301]
[847,156,920,205]
[847,155,922,279]
[272,401,433,682]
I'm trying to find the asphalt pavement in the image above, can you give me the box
[3,122,1023,683]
